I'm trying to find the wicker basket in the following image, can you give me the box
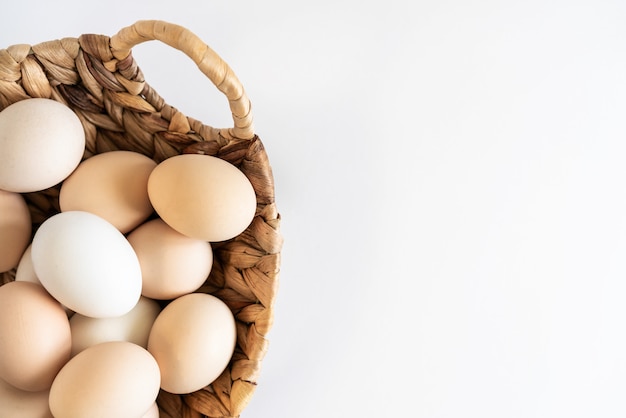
[0,20,281,417]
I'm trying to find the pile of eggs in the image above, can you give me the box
[0,98,257,418]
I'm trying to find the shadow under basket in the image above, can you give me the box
[0,20,282,418]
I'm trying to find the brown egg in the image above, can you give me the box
[127,218,213,300]
[147,154,256,242]
[59,150,156,234]
[0,281,71,391]
[147,293,236,394]
[49,341,160,418]
[0,189,31,273]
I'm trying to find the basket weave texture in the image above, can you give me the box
[0,20,281,418]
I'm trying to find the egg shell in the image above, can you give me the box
[59,150,157,234]
[31,211,142,318]
[0,281,71,392]
[49,341,160,418]
[147,293,237,394]
[0,98,85,193]
[15,245,37,283]
[147,154,256,242]
[0,189,31,273]
[70,296,161,357]
[127,218,213,300]
[0,377,53,418]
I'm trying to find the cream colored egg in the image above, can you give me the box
[49,341,160,418]
[70,296,161,357]
[147,293,236,394]
[0,98,85,193]
[0,377,53,418]
[15,245,37,283]
[0,189,31,273]
[59,150,157,233]
[147,154,256,242]
[127,218,213,300]
[31,211,142,318]
[0,281,71,392]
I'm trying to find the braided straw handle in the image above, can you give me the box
[110,20,254,140]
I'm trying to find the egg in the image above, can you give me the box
[59,150,157,234]
[0,98,85,193]
[0,281,71,392]
[49,341,160,418]
[127,218,213,300]
[70,296,161,357]
[147,154,256,242]
[0,189,31,273]
[147,293,237,394]
[0,377,53,418]
[15,245,37,283]
[31,211,142,318]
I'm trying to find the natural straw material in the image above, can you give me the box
[0,20,281,417]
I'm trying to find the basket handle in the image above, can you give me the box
[110,20,254,140]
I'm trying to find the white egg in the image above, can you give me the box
[31,211,142,318]
[0,98,85,193]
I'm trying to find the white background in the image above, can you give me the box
[3,1,626,417]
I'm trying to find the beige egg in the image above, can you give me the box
[15,245,37,283]
[0,281,71,392]
[59,150,157,234]
[0,189,31,273]
[70,296,161,357]
[0,377,53,418]
[127,218,213,300]
[49,341,160,418]
[0,98,85,193]
[147,154,256,242]
[147,293,236,394]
